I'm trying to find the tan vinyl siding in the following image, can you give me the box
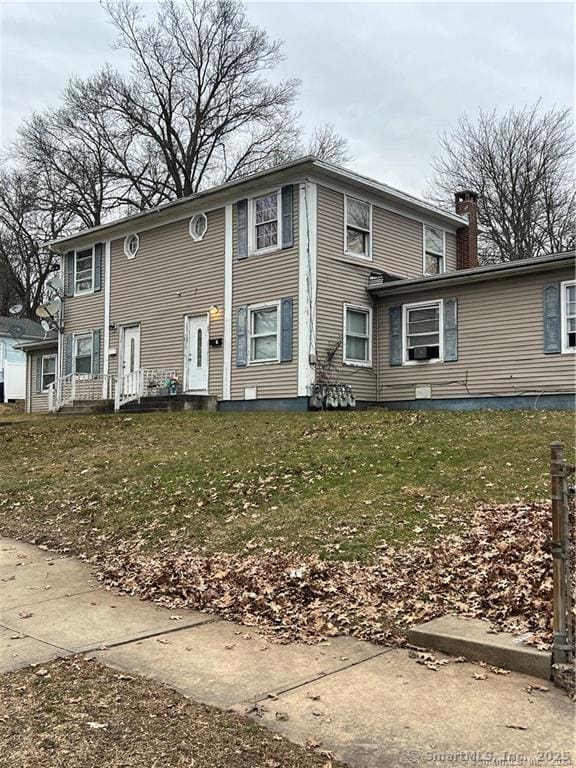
[230,191,299,400]
[29,349,57,412]
[109,208,225,398]
[376,267,576,401]
[445,232,457,271]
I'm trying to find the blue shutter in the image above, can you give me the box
[36,356,43,393]
[65,334,73,375]
[94,243,103,292]
[280,297,293,362]
[543,283,561,354]
[281,185,294,249]
[92,330,101,375]
[237,306,248,366]
[389,306,402,366]
[237,200,248,260]
[65,252,75,297]
[443,298,458,362]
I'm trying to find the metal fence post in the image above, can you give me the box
[550,442,573,669]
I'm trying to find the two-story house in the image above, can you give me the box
[22,157,575,414]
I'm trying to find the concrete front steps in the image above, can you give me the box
[407,614,552,680]
[119,394,217,414]
[57,399,114,415]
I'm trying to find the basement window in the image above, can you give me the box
[404,300,442,363]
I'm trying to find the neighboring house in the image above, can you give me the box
[21,157,575,414]
[0,317,47,404]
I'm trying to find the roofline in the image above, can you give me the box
[367,252,576,296]
[47,157,466,251]
[14,338,58,352]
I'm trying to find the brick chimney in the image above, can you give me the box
[455,190,479,270]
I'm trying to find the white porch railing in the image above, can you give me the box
[114,368,180,412]
[48,374,114,413]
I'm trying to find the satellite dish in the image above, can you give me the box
[36,306,50,318]
[41,319,51,333]
[8,303,23,315]
[47,275,64,292]
[44,298,62,315]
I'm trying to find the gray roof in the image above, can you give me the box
[0,316,46,340]
[47,156,467,252]
[368,251,576,297]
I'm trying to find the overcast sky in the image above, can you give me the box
[0,1,573,198]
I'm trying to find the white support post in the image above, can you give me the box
[223,203,233,401]
[102,239,111,398]
[298,180,317,397]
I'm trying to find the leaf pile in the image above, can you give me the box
[94,501,575,650]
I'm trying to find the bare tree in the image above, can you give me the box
[71,0,347,205]
[429,103,575,262]
[0,167,70,317]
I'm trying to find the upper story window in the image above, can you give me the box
[344,305,372,366]
[189,213,208,242]
[75,248,94,294]
[74,333,93,375]
[41,354,56,391]
[404,300,443,363]
[253,192,279,252]
[345,197,372,259]
[124,234,140,259]
[561,280,576,353]
[248,302,280,363]
[424,226,445,275]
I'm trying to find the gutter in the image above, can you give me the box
[46,157,466,252]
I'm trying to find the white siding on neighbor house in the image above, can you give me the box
[376,266,576,401]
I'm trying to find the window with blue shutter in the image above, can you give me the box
[236,306,248,366]
[280,297,293,361]
[237,200,248,260]
[281,185,294,249]
[443,299,458,362]
[65,252,75,297]
[94,243,103,292]
[389,306,402,366]
[543,283,561,354]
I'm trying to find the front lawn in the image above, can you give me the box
[0,409,572,561]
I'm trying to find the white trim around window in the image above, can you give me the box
[123,233,140,259]
[561,279,576,354]
[189,212,208,242]
[344,196,372,260]
[248,189,282,255]
[422,224,446,276]
[343,304,373,367]
[247,300,281,365]
[402,299,444,365]
[74,332,94,375]
[41,353,57,392]
[74,246,95,295]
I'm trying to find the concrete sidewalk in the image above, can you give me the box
[1,537,574,767]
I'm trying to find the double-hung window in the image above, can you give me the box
[424,226,445,275]
[248,303,279,363]
[253,192,279,252]
[345,197,371,258]
[75,248,94,294]
[41,354,56,391]
[344,305,372,366]
[404,301,442,362]
[561,280,576,353]
[74,333,93,375]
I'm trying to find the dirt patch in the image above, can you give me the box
[0,657,342,768]
[95,501,575,650]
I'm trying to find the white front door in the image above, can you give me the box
[121,325,140,393]
[185,315,209,391]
